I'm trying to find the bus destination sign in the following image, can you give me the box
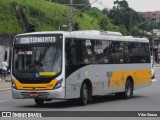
[15,36,59,44]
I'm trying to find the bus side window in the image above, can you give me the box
[5,50,8,61]
[65,39,78,65]
[70,47,78,65]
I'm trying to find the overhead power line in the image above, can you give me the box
[67,0,89,31]
[80,0,98,11]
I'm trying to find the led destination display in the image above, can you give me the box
[15,35,62,44]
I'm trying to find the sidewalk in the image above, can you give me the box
[153,63,160,68]
[0,74,11,91]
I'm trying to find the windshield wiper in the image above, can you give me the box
[39,46,50,62]
[52,45,58,64]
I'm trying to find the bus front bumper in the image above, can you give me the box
[12,87,65,99]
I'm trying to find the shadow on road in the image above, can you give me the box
[20,94,144,109]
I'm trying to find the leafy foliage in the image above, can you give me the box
[0,0,98,33]
[51,0,91,10]
[1,0,157,37]
[86,7,128,34]
[106,0,159,36]
[98,16,109,30]
[73,22,80,30]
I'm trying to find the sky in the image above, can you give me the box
[90,0,160,12]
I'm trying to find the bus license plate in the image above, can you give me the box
[30,92,39,97]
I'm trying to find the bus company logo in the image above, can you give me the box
[2,112,11,117]
[1,112,43,117]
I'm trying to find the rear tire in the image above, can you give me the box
[123,80,133,99]
[34,99,44,106]
[115,80,133,99]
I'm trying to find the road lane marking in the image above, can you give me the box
[0,100,8,103]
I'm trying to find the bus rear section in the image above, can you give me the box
[64,34,151,105]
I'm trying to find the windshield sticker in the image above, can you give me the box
[17,51,25,55]
[39,72,56,76]
[85,70,88,76]
[35,73,40,78]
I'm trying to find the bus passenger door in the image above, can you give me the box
[65,39,81,99]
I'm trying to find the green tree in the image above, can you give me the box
[108,0,130,31]
[85,7,102,18]
[98,16,109,30]
[85,6,128,34]
[107,0,152,36]
[102,8,109,15]
[73,22,80,30]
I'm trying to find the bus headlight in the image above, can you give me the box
[54,79,63,89]
[11,81,17,89]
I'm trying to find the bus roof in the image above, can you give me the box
[15,31,149,43]
[70,30,122,36]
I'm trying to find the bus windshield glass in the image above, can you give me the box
[13,35,62,79]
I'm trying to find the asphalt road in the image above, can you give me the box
[0,79,160,111]
[0,68,160,119]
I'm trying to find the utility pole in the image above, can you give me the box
[66,0,86,32]
[151,29,154,65]
[68,0,73,32]
[66,0,98,31]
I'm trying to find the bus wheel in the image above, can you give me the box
[79,83,88,106]
[34,99,44,106]
[123,80,133,99]
[115,80,133,99]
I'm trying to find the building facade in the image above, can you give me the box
[143,11,160,24]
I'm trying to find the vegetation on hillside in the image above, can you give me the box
[85,7,128,35]
[50,0,91,10]
[0,0,100,34]
[0,0,159,37]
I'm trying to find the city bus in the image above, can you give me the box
[11,30,151,106]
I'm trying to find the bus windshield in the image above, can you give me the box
[13,36,62,79]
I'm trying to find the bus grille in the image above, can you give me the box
[21,92,49,98]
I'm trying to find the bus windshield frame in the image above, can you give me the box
[12,34,63,83]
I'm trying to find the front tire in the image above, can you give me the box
[79,83,88,106]
[34,99,44,106]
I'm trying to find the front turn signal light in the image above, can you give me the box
[54,79,63,89]
[11,80,17,89]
